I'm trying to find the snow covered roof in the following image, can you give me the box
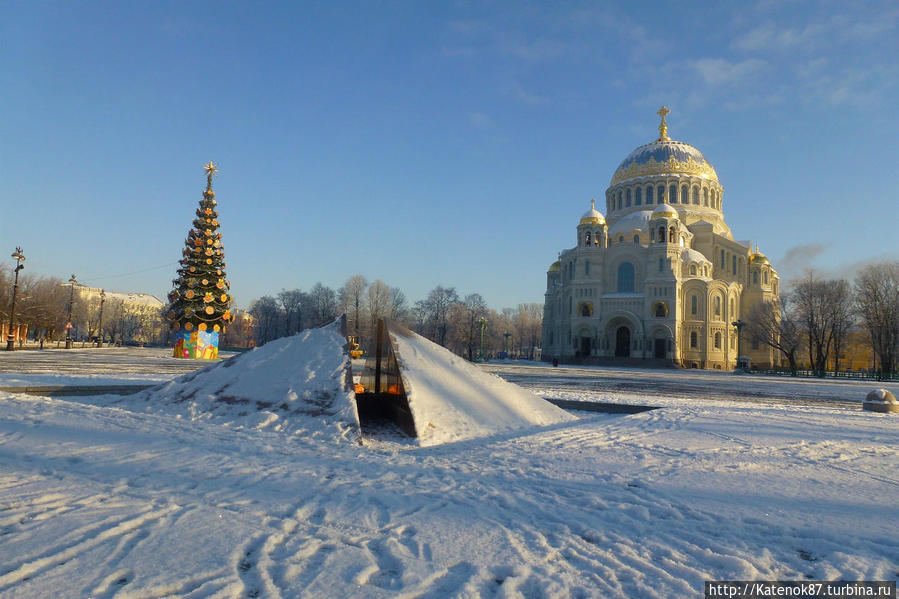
[681,247,710,264]
[608,210,652,236]
[386,322,575,446]
[133,319,360,443]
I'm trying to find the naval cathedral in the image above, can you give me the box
[542,108,780,369]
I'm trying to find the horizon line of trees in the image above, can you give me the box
[244,275,543,360]
[745,261,898,378]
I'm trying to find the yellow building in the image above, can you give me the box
[543,108,779,369]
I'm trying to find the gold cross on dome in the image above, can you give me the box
[657,106,670,141]
[590,198,595,210]
[204,161,218,177]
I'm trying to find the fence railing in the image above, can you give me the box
[747,368,898,381]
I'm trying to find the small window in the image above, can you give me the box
[691,295,697,315]
[753,270,759,284]
[618,236,624,243]
[704,188,710,206]
[692,187,699,205]
[626,189,631,207]
[681,185,688,204]
[658,257,664,273]
[655,303,667,317]
[658,185,665,202]
[690,331,697,348]
[633,234,639,244]
[635,187,642,205]
[730,298,735,317]
[732,255,737,274]
[764,270,769,284]
[617,262,635,293]
[690,265,697,276]
[714,296,721,316]
[584,231,592,247]
[714,332,721,349]
[669,184,678,203]
[658,226,666,242]
[669,226,676,242]
[617,196,622,210]
[720,250,725,267]
[585,260,590,276]
[646,186,654,204]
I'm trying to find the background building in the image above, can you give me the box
[543,108,779,369]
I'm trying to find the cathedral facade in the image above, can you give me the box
[542,108,780,369]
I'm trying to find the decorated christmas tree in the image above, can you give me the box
[166,161,233,359]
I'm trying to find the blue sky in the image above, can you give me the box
[1,1,897,309]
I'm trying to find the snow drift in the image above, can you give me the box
[387,323,576,446]
[130,319,360,443]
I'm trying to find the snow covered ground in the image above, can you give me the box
[1,359,898,597]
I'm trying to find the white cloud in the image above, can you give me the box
[690,58,766,87]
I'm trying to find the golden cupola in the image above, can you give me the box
[579,199,606,226]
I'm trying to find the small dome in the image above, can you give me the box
[651,203,678,219]
[750,245,770,265]
[548,261,561,273]
[579,199,605,226]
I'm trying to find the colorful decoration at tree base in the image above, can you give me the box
[173,327,219,360]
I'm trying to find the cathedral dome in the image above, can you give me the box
[750,246,770,264]
[610,107,718,186]
[579,199,605,226]
[548,260,561,273]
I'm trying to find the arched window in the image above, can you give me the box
[626,189,632,207]
[730,298,735,317]
[669,226,676,242]
[690,331,697,348]
[658,185,665,202]
[569,261,574,279]
[635,187,642,205]
[690,265,697,276]
[633,234,640,244]
[764,270,769,284]
[669,184,678,203]
[584,231,592,246]
[654,303,667,317]
[617,262,635,293]
[618,235,624,243]
[692,187,699,204]
[680,236,685,247]
[617,192,622,210]
[580,303,593,317]
[658,257,664,273]
[714,296,721,317]
[646,186,654,204]
[594,233,601,247]
[585,260,590,276]
[753,270,759,284]
[704,188,709,206]
[691,295,698,315]
[658,226,666,242]
[681,185,688,203]
[732,255,737,274]
[714,332,721,349]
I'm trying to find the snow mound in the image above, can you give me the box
[132,319,360,443]
[389,324,576,446]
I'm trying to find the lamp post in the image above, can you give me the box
[478,316,487,362]
[732,318,745,371]
[65,274,77,349]
[6,247,25,351]
[503,331,510,359]
[97,289,106,347]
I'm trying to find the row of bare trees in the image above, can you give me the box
[0,269,167,345]
[244,274,544,361]
[746,262,899,378]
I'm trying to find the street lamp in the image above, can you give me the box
[503,332,511,359]
[732,318,746,371]
[478,316,487,362]
[6,247,25,351]
[65,274,77,349]
[97,289,106,348]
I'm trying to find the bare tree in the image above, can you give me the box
[793,271,849,377]
[854,261,899,378]
[829,279,854,372]
[450,293,488,360]
[277,289,307,335]
[340,275,367,336]
[389,286,409,323]
[365,279,392,343]
[422,286,459,346]
[745,295,802,374]
[307,283,338,327]
[513,303,543,359]
[249,296,283,345]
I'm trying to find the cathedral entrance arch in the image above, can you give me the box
[615,326,631,357]
[580,336,591,356]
